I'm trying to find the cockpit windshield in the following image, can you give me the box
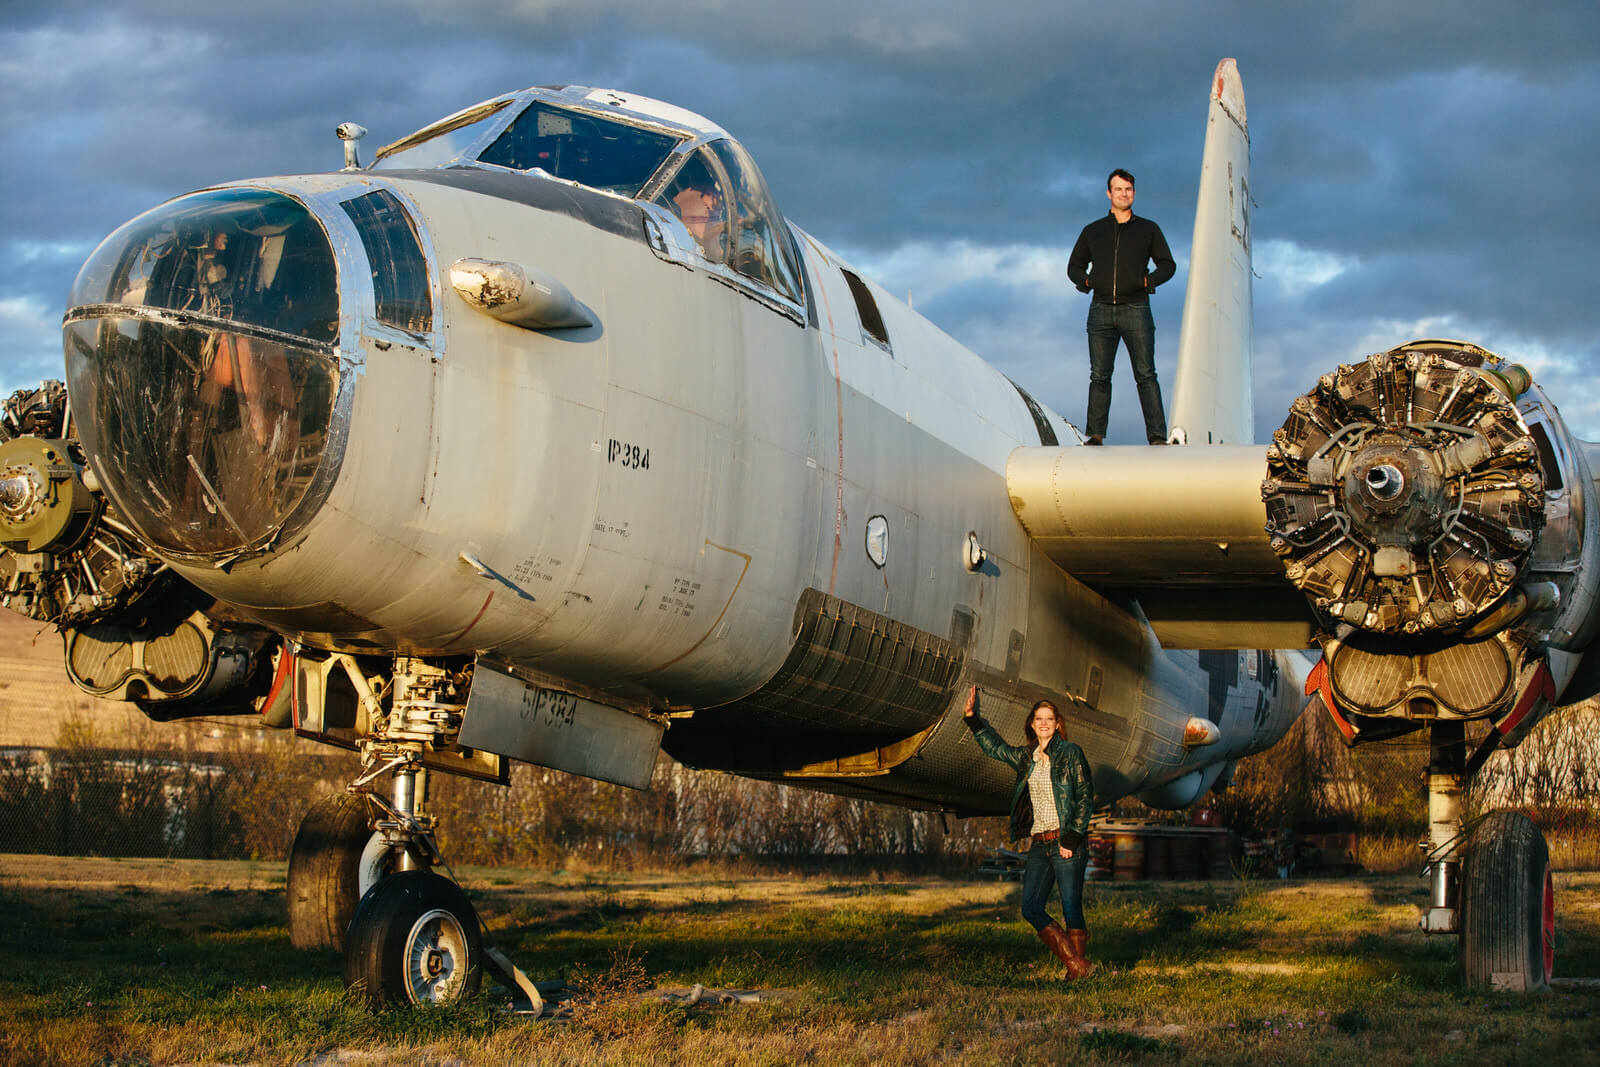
[654,139,804,305]
[475,102,685,197]
[372,99,514,170]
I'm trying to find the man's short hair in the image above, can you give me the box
[1107,168,1135,190]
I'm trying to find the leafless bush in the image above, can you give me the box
[1469,702,1600,824]
[0,713,1140,874]
[1209,698,1600,870]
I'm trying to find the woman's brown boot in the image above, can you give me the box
[1063,928,1095,978]
[1037,923,1082,979]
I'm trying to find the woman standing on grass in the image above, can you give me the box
[964,685,1095,978]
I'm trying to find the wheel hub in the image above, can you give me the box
[405,909,467,1004]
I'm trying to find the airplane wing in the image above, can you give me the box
[1005,444,1315,648]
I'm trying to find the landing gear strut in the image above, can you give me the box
[1420,720,1555,991]
[284,658,487,1005]
[339,658,484,1006]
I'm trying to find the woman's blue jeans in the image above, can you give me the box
[1020,837,1088,931]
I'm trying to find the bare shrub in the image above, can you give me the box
[1208,697,1600,871]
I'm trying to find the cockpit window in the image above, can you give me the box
[657,151,729,262]
[475,102,683,197]
[372,98,514,170]
[341,190,432,334]
[655,139,802,305]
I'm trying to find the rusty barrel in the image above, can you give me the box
[1086,833,1116,880]
[1113,833,1145,881]
[1145,833,1172,879]
[1199,829,1238,878]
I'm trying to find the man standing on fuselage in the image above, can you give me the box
[1067,169,1176,445]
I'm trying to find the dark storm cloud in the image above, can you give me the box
[3,1,1598,439]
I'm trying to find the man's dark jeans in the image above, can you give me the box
[1020,837,1088,931]
[1085,300,1166,443]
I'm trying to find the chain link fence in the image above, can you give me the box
[4,701,1595,874]
[0,714,1006,873]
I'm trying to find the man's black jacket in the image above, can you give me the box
[1067,212,1176,305]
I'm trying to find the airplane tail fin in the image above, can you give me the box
[1169,59,1253,446]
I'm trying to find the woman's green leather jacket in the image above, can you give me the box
[967,713,1094,847]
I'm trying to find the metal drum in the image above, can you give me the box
[1086,833,1116,880]
[1113,833,1145,881]
[1145,833,1172,879]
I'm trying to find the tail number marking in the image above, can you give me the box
[518,686,578,730]
[607,438,651,470]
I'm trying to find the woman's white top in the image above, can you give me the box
[1027,749,1060,836]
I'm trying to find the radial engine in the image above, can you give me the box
[0,383,282,721]
[1261,339,1600,742]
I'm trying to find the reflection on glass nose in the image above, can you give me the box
[63,188,345,558]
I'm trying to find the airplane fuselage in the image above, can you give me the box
[83,166,1299,814]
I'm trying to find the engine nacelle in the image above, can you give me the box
[0,381,286,722]
[1264,340,1600,729]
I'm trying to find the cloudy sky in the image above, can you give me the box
[4,1,1598,443]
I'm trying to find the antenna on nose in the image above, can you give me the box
[336,123,368,170]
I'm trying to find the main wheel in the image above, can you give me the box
[1460,811,1555,992]
[287,792,391,951]
[343,870,483,1007]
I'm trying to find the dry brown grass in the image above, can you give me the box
[3,854,1599,1065]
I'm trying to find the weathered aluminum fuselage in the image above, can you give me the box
[72,168,1302,813]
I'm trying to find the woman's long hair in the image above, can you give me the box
[1022,699,1064,749]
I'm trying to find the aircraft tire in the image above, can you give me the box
[1460,811,1554,992]
[343,870,483,1007]
[287,792,387,952]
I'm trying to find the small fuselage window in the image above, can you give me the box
[476,103,684,197]
[840,268,890,351]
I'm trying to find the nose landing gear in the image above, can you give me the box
[286,657,491,1006]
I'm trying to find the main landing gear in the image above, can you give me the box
[286,658,486,1006]
[1421,721,1555,992]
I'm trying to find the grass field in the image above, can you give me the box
[3,855,1598,1064]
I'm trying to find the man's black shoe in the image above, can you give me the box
[1085,436,1103,446]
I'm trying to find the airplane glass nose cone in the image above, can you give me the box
[62,188,345,558]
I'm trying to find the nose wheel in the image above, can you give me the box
[344,870,483,1007]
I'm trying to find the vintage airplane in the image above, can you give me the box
[0,58,1576,1003]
